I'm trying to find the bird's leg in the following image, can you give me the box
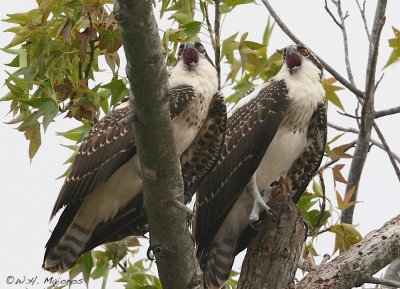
[246,175,278,228]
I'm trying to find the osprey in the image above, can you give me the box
[43,42,227,273]
[194,44,327,289]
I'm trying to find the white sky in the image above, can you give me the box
[1,1,399,289]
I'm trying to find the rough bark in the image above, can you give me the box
[296,214,400,289]
[237,182,306,289]
[114,1,199,288]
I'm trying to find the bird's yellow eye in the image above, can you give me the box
[300,47,309,56]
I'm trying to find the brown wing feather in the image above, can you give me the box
[45,85,199,257]
[180,92,227,202]
[194,80,290,256]
[51,106,135,217]
[50,85,197,218]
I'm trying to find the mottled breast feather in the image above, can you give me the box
[288,102,327,202]
[50,85,197,218]
[181,92,227,202]
[194,79,290,256]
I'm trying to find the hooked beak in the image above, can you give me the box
[285,46,301,74]
[182,43,199,69]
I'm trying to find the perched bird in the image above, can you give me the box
[43,42,226,273]
[194,44,327,289]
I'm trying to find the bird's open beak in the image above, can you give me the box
[182,43,199,69]
[285,46,301,74]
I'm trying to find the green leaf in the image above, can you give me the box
[101,77,129,107]
[224,0,254,8]
[24,121,41,159]
[56,123,91,142]
[81,251,94,286]
[20,98,59,131]
[170,12,192,24]
[226,75,253,103]
[323,77,344,111]
[182,21,202,40]
[297,191,318,213]
[6,71,29,91]
[160,0,172,17]
[384,27,400,68]
[262,17,275,47]
[327,142,354,161]
[330,223,362,253]
[91,262,110,279]
[98,27,122,53]
[221,32,239,61]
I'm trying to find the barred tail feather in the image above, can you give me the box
[43,222,93,273]
[201,238,237,289]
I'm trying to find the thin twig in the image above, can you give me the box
[203,1,216,49]
[341,0,387,225]
[375,106,400,118]
[370,139,400,164]
[314,226,333,236]
[356,0,372,42]
[338,111,359,119]
[324,0,343,28]
[372,122,400,182]
[118,261,127,272]
[214,0,221,90]
[331,0,356,85]
[328,122,359,134]
[328,122,400,164]
[364,276,400,288]
[260,0,365,99]
[375,73,384,91]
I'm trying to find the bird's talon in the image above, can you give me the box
[147,247,155,261]
[249,219,262,230]
[270,180,280,188]
[267,208,280,223]
[184,192,193,204]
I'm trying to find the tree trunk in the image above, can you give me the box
[115,1,199,288]
[238,182,306,289]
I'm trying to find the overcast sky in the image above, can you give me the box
[1,1,399,289]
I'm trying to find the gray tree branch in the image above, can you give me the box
[214,0,221,90]
[375,106,400,118]
[365,276,400,288]
[324,0,356,85]
[296,214,400,289]
[114,1,199,288]
[372,122,400,182]
[328,122,400,164]
[341,0,387,225]
[356,0,372,43]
